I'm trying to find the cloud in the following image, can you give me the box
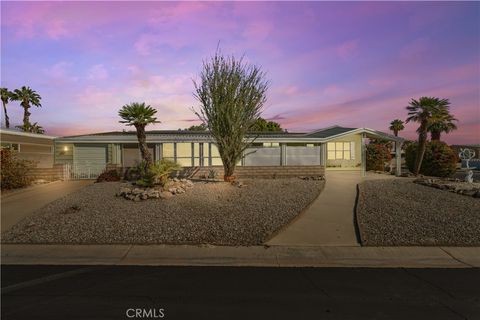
[336,39,359,59]
[87,64,109,80]
[45,19,69,39]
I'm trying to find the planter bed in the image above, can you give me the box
[357,179,480,246]
[1,178,324,246]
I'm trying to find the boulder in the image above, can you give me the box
[160,191,173,199]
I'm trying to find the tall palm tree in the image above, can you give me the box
[0,87,12,128]
[406,97,450,175]
[11,86,42,129]
[428,113,458,141]
[389,119,405,137]
[119,102,159,167]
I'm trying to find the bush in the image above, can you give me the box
[125,159,181,187]
[149,159,181,186]
[405,141,457,177]
[366,142,392,171]
[0,149,35,190]
[96,169,121,182]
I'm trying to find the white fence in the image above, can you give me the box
[63,163,106,180]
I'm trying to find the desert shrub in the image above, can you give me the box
[126,159,180,187]
[366,142,392,171]
[0,149,35,190]
[208,169,218,180]
[149,159,181,186]
[96,169,121,182]
[405,141,457,177]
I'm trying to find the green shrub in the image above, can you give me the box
[0,149,35,190]
[96,169,121,182]
[149,159,181,186]
[126,159,180,187]
[405,141,457,177]
[366,142,392,171]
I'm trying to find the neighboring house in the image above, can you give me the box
[54,125,403,178]
[0,129,56,168]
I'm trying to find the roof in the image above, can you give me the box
[55,125,404,143]
[304,126,357,138]
[0,128,57,139]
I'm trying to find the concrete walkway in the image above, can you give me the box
[2,244,479,268]
[1,180,93,232]
[267,171,396,246]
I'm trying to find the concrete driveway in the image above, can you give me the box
[1,180,93,232]
[267,171,396,246]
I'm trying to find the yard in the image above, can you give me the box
[1,178,324,246]
[357,179,480,246]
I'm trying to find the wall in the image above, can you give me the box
[2,132,54,168]
[176,165,325,179]
[26,164,65,181]
[326,133,362,169]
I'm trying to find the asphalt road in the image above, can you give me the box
[1,265,479,320]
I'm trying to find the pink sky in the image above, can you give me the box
[1,1,479,144]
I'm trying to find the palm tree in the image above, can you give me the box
[389,119,404,137]
[119,102,159,167]
[428,113,458,141]
[15,122,45,134]
[11,86,42,129]
[406,97,450,175]
[0,88,12,128]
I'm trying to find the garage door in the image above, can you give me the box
[72,145,107,179]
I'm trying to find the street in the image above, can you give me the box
[1,265,479,319]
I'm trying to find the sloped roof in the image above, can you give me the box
[304,126,357,138]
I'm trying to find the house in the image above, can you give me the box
[0,128,68,181]
[53,125,404,179]
[0,128,56,168]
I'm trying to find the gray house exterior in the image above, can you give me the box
[53,125,404,179]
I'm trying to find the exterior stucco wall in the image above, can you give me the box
[1,132,55,168]
[326,133,362,169]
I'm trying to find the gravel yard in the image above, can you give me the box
[357,179,480,246]
[2,179,324,246]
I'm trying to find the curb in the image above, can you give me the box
[1,244,479,268]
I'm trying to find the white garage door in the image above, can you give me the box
[72,145,107,179]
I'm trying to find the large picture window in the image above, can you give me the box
[327,142,354,160]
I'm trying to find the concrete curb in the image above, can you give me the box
[1,244,479,268]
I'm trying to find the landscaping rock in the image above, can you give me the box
[117,178,195,201]
[159,191,173,199]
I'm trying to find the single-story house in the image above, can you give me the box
[0,128,56,168]
[53,125,404,179]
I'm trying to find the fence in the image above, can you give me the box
[63,163,106,180]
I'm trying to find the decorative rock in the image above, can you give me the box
[160,191,173,199]
[132,188,143,195]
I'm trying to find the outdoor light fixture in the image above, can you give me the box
[63,146,69,151]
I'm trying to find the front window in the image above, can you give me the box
[1,143,20,151]
[327,142,354,160]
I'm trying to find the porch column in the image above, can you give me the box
[281,143,287,166]
[155,144,161,162]
[320,143,326,166]
[361,133,366,177]
[395,141,403,176]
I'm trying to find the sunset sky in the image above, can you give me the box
[1,1,479,144]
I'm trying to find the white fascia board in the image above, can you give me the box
[0,129,57,139]
[321,128,404,143]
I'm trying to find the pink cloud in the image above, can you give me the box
[336,39,359,59]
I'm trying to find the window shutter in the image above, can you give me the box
[350,142,355,160]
